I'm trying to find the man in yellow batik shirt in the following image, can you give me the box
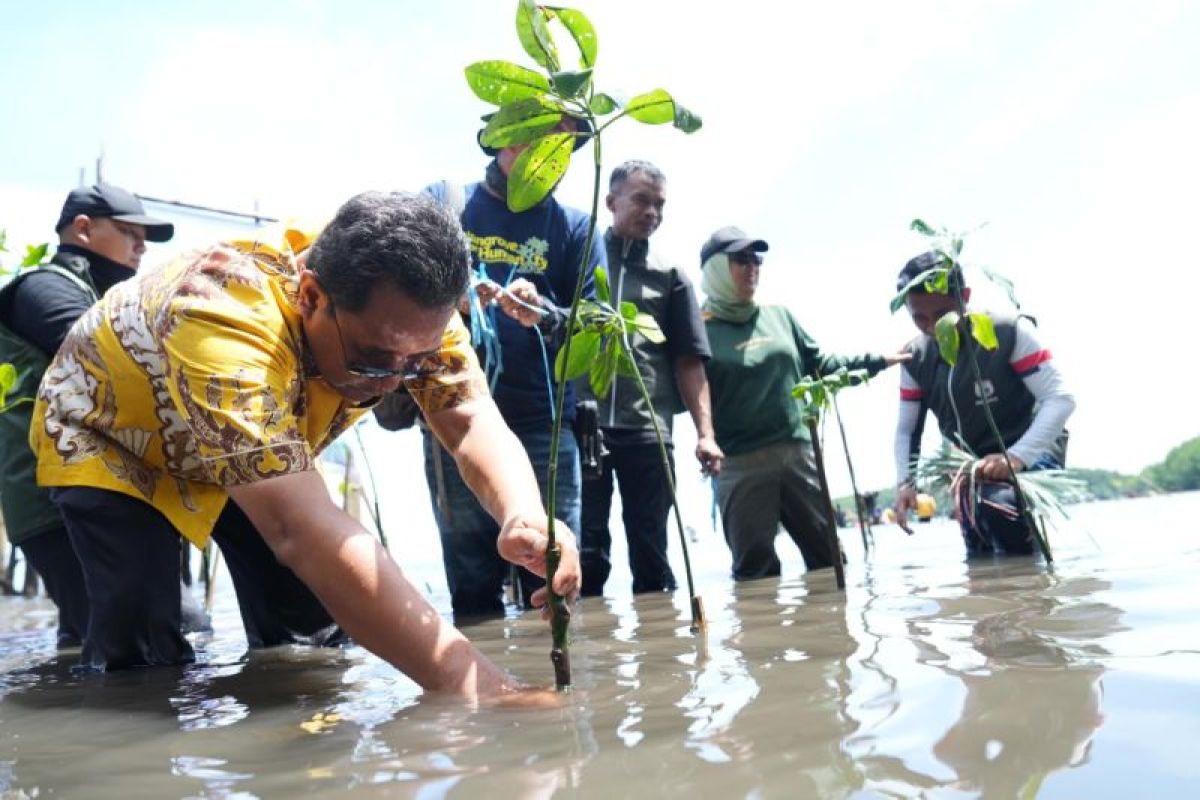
[33,191,579,701]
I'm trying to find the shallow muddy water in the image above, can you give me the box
[2,492,1198,798]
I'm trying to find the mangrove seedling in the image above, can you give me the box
[891,218,1054,560]
[791,366,873,590]
[465,0,703,689]
[553,265,707,633]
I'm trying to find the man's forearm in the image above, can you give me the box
[230,472,514,698]
[674,354,715,438]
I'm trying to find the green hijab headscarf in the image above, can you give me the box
[702,253,757,323]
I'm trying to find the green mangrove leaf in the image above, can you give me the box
[890,266,946,313]
[927,268,949,295]
[550,68,593,98]
[589,93,617,115]
[981,265,1021,309]
[935,312,961,366]
[21,243,48,268]
[0,362,17,407]
[620,300,638,320]
[950,237,963,257]
[0,229,8,252]
[508,132,573,212]
[589,337,618,396]
[555,330,601,380]
[615,348,637,377]
[967,312,999,350]
[673,103,702,133]
[480,97,564,148]
[516,0,560,72]
[547,6,598,67]
[632,312,665,344]
[626,88,674,125]
[910,218,936,237]
[464,60,552,105]
[594,265,611,304]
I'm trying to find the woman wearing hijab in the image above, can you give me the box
[699,226,909,580]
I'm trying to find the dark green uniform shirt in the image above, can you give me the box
[704,305,886,457]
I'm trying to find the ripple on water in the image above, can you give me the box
[1,494,1198,797]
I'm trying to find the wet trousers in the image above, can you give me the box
[52,487,343,671]
[716,440,835,580]
[580,440,677,596]
[422,425,581,619]
[18,525,88,647]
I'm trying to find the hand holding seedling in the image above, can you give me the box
[975,453,1026,481]
[497,512,581,618]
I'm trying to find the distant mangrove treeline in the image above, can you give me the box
[836,433,1200,514]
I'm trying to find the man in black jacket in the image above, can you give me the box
[578,161,723,596]
[0,183,173,644]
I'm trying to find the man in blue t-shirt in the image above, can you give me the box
[421,116,603,618]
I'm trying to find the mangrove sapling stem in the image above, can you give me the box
[831,394,871,552]
[951,290,1053,562]
[806,417,846,590]
[619,327,706,633]
[351,425,388,550]
[542,129,604,691]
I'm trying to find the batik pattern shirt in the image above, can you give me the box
[32,225,485,547]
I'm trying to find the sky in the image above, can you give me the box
[2,0,1198,509]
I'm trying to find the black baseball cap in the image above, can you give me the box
[700,225,768,266]
[896,251,964,294]
[55,183,174,242]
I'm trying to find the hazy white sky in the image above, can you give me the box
[3,0,1198,505]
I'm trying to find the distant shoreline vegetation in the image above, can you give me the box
[835,434,1200,515]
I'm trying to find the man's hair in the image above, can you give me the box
[896,250,966,295]
[609,160,666,192]
[309,191,469,313]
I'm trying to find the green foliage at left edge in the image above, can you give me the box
[22,243,49,267]
[0,362,17,407]
[507,132,574,212]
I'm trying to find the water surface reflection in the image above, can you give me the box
[2,494,1199,797]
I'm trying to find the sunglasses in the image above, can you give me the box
[730,251,763,267]
[317,275,447,381]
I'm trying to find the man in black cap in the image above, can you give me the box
[892,252,1076,555]
[411,115,605,619]
[577,160,722,598]
[0,182,173,645]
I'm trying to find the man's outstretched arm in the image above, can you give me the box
[228,471,515,700]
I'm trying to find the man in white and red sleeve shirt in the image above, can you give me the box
[892,251,1075,555]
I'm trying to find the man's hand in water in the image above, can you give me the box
[895,483,917,534]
